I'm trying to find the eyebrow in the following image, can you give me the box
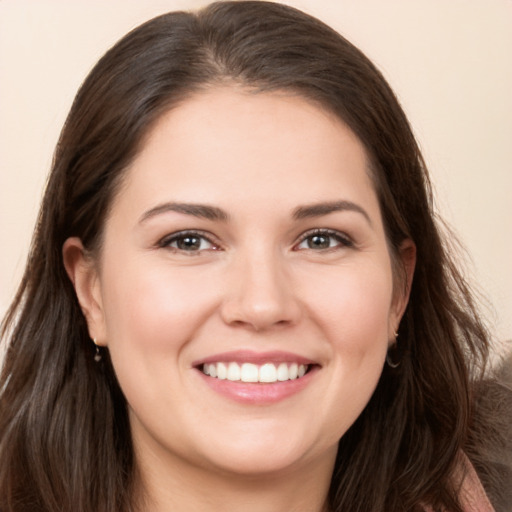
[139,202,229,223]
[292,200,372,225]
[139,199,371,225]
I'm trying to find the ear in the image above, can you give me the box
[389,238,416,340]
[62,237,107,346]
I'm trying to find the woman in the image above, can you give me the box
[0,2,509,511]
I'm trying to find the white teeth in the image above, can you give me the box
[259,363,277,382]
[227,362,241,381]
[277,362,289,381]
[217,362,227,380]
[202,362,309,383]
[240,363,259,382]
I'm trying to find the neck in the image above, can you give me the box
[133,444,335,512]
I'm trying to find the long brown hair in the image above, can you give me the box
[0,2,502,511]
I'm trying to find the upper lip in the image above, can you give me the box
[192,350,318,367]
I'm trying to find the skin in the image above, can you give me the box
[64,87,415,512]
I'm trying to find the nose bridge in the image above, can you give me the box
[221,241,299,330]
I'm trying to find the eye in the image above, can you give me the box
[295,229,353,251]
[159,230,219,253]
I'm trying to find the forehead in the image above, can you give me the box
[113,87,379,218]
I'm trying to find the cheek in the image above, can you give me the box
[302,260,394,350]
[99,256,220,355]
[98,257,223,427]
[302,264,393,440]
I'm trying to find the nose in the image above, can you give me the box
[220,249,301,332]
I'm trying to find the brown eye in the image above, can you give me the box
[176,235,202,251]
[295,229,353,251]
[160,231,218,253]
[307,234,331,249]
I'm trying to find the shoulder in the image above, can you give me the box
[466,353,512,512]
[421,453,495,512]
[456,452,495,512]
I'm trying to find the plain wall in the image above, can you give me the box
[1,0,511,348]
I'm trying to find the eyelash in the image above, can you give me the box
[158,228,354,254]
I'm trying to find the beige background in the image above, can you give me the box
[1,0,511,348]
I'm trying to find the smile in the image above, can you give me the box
[194,350,319,404]
[202,362,308,383]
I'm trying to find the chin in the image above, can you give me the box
[196,427,331,477]
[206,449,309,477]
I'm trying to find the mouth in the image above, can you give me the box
[200,361,311,383]
[192,351,319,404]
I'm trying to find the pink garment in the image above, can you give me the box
[424,452,494,511]
[457,453,494,512]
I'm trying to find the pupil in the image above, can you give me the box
[178,236,200,250]
[309,235,330,249]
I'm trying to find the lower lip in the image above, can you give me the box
[196,367,318,405]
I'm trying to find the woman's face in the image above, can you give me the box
[68,88,413,480]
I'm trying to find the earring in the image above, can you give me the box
[93,338,102,363]
[386,348,400,369]
[386,331,400,368]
